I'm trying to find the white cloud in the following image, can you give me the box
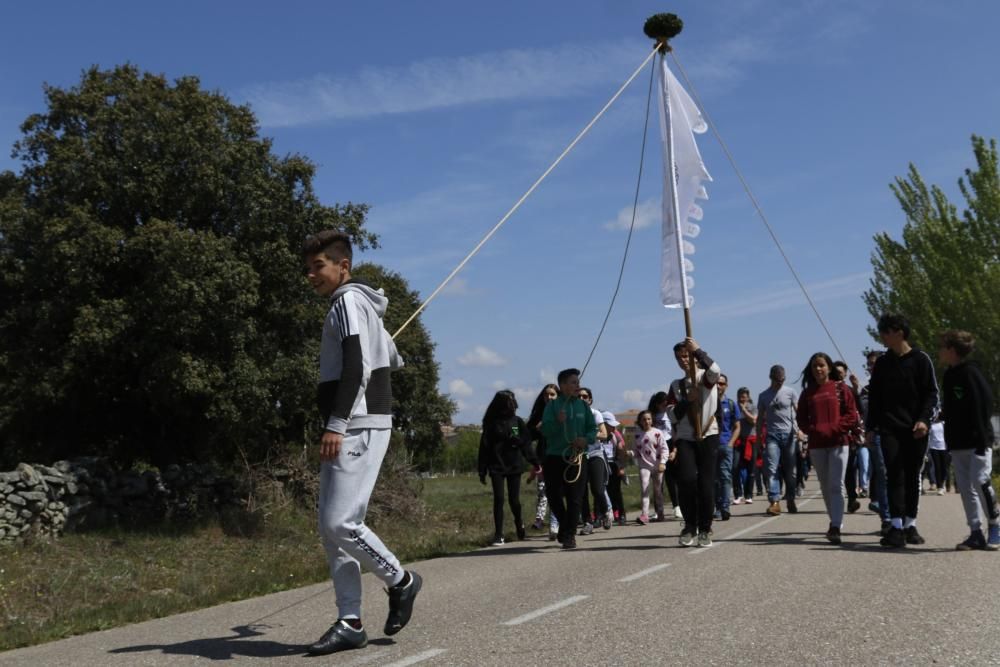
[696,272,870,320]
[242,40,640,127]
[622,389,645,405]
[604,198,659,231]
[441,276,476,296]
[539,367,555,384]
[458,345,507,367]
[448,379,474,398]
[491,380,507,390]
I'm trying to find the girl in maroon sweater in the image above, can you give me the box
[797,352,860,544]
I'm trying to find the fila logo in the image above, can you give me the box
[347,450,363,457]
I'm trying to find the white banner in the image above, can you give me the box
[657,55,711,308]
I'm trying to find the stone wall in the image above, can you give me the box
[0,458,239,544]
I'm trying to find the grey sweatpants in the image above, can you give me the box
[811,446,848,528]
[950,449,1000,531]
[318,428,404,619]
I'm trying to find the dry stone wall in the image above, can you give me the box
[0,458,238,544]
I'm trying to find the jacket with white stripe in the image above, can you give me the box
[317,280,404,434]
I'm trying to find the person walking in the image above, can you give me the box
[669,337,722,547]
[302,230,421,655]
[478,390,540,545]
[796,352,860,544]
[527,384,559,539]
[714,375,741,520]
[757,365,805,516]
[866,313,939,549]
[938,330,999,550]
[733,387,758,505]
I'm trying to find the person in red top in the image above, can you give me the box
[796,352,860,545]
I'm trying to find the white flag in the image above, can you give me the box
[657,55,711,308]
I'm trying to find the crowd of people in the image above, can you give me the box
[301,229,995,656]
[478,314,999,552]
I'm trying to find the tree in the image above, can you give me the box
[864,135,1000,408]
[352,263,456,469]
[0,64,380,467]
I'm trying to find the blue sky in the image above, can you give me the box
[3,1,999,424]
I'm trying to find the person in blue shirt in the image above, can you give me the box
[714,374,742,520]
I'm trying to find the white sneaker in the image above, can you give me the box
[673,506,683,520]
[745,497,753,504]
[678,531,695,547]
[733,497,743,505]
[936,488,945,496]
[490,536,505,546]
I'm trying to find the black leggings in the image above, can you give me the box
[585,456,609,520]
[543,455,587,542]
[674,435,719,533]
[929,449,951,489]
[880,430,929,520]
[607,460,625,516]
[490,473,523,537]
[663,459,680,508]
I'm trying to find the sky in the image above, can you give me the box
[2,1,999,424]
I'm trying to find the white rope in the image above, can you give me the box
[391,44,663,339]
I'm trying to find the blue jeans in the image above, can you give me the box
[766,431,797,503]
[867,435,889,520]
[856,446,870,490]
[715,439,733,512]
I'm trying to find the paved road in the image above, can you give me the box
[3,479,999,666]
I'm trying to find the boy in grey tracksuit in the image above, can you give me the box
[302,230,422,655]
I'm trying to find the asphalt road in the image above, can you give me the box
[3,479,999,666]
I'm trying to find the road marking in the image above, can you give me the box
[617,563,672,582]
[502,595,589,626]
[688,494,819,556]
[382,649,448,666]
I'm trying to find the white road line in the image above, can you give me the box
[688,494,819,556]
[617,563,672,583]
[382,648,448,666]
[502,595,589,626]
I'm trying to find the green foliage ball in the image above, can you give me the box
[643,13,684,43]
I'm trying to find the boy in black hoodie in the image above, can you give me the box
[939,330,999,550]
[866,313,939,548]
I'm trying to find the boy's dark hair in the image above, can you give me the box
[556,368,581,385]
[302,230,353,265]
[672,341,686,353]
[865,349,882,362]
[877,313,910,339]
[939,329,975,358]
[483,390,517,426]
[769,364,785,380]
[737,386,750,398]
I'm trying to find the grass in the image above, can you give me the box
[0,472,644,651]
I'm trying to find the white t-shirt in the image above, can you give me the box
[928,421,946,451]
[586,407,606,458]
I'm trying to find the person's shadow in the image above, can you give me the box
[108,623,306,660]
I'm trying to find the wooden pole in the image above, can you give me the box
[683,307,702,441]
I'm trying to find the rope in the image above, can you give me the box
[580,55,657,379]
[391,44,663,340]
[563,450,584,483]
[669,52,850,367]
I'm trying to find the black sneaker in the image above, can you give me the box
[825,525,842,545]
[847,499,861,514]
[515,524,526,541]
[720,510,731,521]
[561,537,577,549]
[307,620,368,655]
[787,499,798,514]
[956,529,987,551]
[384,571,422,636]
[879,520,892,537]
[880,526,905,548]
[904,526,925,545]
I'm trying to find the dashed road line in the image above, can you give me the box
[617,563,672,582]
[502,595,589,626]
[382,648,448,666]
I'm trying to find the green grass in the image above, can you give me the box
[0,472,646,651]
